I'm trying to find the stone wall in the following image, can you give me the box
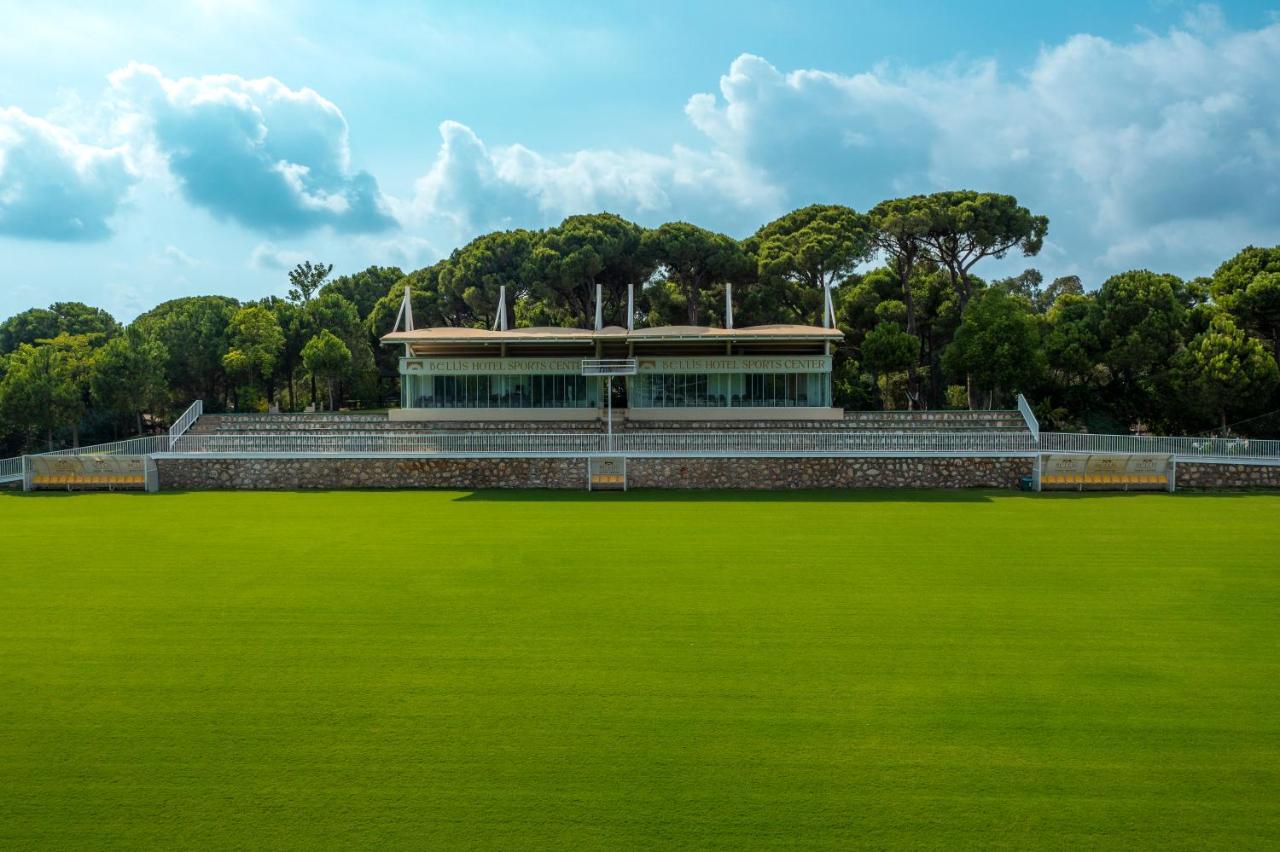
[1176,462,1280,490]
[629,456,1033,490]
[156,454,1035,491]
[157,457,586,490]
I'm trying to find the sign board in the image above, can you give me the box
[402,357,583,375]
[403,355,833,376]
[634,356,831,374]
[27,454,156,491]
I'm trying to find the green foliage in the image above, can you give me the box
[321,265,404,320]
[0,302,119,354]
[1093,270,1187,426]
[287,261,334,304]
[747,204,873,325]
[0,341,84,449]
[90,327,169,435]
[302,329,352,410]
[1212,245,1280,358]
[133,295,240,406]
[642,222,750,325]
[4,208,1280,438]
[921,190,1049,307]
[440,229,539,329]
[222,305,285,404]
[943,289,1044,407]
[530,213,651,327]
[862,321,919,375]
[1174,314,1279,431]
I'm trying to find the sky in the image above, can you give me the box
[1,0,1279,321]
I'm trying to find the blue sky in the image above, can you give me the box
[1,0,1279,320]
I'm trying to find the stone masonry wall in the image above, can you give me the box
[630,456,1033,489]
[1176,462,1280,490]
[157,455,1034,491]
[157,457,587,490]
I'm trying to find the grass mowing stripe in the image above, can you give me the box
[1,490,1278,849]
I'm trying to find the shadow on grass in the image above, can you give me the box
[454,487,1006,504]
[453,487,1277,503]
[3,487,1275,505]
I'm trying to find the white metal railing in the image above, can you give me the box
[1041,431,1280,460]
[1016,393,1040,441]
[0,399,204,482]
[0,455,23,482]
[166,430,1043,457]
[169,399,204,449]
[0,436,167,482]
[40,435,171,458]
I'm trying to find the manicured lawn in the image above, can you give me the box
[1,489,1278,849]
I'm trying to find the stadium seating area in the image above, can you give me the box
[188,409,1030,436]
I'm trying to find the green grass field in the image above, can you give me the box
[2,489,1278,849]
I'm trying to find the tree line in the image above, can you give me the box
[2,192,1279,454]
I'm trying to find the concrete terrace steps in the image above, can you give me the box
[188,409,1031,435]
[189,415,602,433]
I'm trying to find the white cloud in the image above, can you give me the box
[158,244,198,266]
[249,241,305,271]
[6,9,1280,293]
[680,18,1280,280]
[398,12,1280,283]
[0,106,137,241]
[398,119,783,246]
[108,62,396,235]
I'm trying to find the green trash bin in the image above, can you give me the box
[1018,475,1034,492]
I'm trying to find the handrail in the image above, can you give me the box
[161,429,1280,460]
[1016,394,1040,441]
[169,399,204,449]
[165,430,1042,457]
[0,455,23,482]
[1040,431,1280,460]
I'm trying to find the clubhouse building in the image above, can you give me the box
[382,285,842,422]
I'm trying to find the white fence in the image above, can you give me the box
[4,396,1279,484]
[164,429,1280,461]
[167,430,1042,457]
[0,435,169,484]
[0,455,22,482]
[1040,431,1280,461]
[0,415,187,484]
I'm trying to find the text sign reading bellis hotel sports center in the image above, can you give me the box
[404,356,833,375]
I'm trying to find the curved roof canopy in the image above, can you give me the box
[381,324,842,346]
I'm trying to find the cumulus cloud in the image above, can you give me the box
[682,18,1280,279]
[400,12,1280,282]
[7,9,1280,291]
[398,119,782,246]
[0,106,136,241]
[109,62,395,235]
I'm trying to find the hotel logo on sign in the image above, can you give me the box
[406,358,583,375]
[638,356,831,374]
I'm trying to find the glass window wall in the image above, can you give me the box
[628,372,828,408]
[404,373,598,409]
